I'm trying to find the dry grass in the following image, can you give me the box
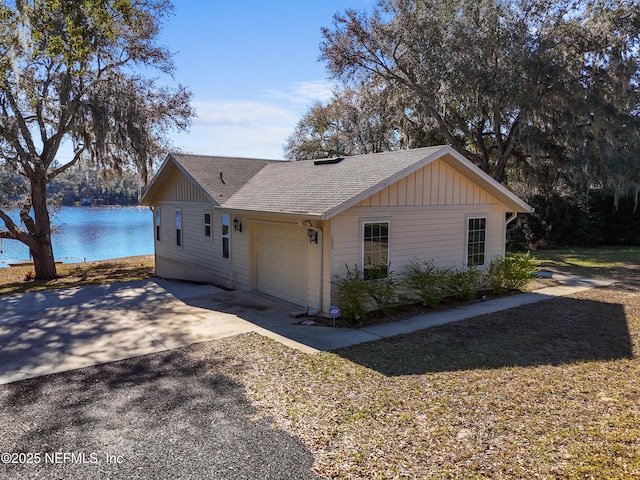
[192,249,640,479]
[0,255,154,295]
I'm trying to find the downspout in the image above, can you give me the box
[504,212,518,258]
[505,212,518,225]
[298,219,323,315]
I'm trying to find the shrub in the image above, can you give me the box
[366,273,398,316]
[403,259,449,308]
[333,264,370,324]
[447,266,480,301]
[486,252,537,293]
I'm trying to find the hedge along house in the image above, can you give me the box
[140,145,532,315]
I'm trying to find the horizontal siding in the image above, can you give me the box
[153,201,244,288]
[329,204,506,302]
[356,159,500,208]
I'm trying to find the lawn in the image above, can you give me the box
[0,255,155,296]
[2,247,638,477]
[191,248,640,478]
[533,246,640,281]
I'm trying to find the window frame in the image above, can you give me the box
[221,213,230,259]
[154,207,161,243]
[175,209,182,247]
[361,219,390,280]
[204,211,212,239]
[466,215,487,267]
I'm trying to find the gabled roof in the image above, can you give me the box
[223,146,532,218]
[140,146,532,216]
[140,153,275,206]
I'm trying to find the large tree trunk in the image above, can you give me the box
[29,175,58,280]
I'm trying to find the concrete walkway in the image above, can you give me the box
[0,272,615,385]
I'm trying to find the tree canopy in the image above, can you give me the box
[287,0,640,195]
[0,0,193,279]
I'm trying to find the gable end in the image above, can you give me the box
[356,159,500,207]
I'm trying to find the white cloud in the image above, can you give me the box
[264,80,334,105]
[192,100,298,127]
[169,80,336,159]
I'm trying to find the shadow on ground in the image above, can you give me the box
[334,295,634,376]
[0,347,319,480]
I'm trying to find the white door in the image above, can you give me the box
[255,223,307,306]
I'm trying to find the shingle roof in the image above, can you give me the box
[172,154,275,203]
[222,146,446,217]
[140,153,275,206]
[141,146,532,215]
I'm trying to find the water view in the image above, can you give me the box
[0,206,153,267]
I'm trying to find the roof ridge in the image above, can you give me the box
[171,152,282,162]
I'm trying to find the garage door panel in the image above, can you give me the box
[256,223,306,306]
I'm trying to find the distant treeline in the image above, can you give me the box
[46,167,142,206]
[508,190,640,250]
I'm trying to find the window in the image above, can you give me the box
[154,207,161,242]
[362,221,389,280]
[467,217,486,267]
[175,209,182,247]
[204,212,211,238]
[221,214,230,258]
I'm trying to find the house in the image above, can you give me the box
[139,145,532,314]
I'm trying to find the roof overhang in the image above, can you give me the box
[322,145,532,219]
[139,154,219,206]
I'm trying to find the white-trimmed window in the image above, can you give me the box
[362,221,389,280]
[221,214,230,258]
[204,211,212,238]
[175,209,182,247]
[467,217,487,267]
[154,207,161,242]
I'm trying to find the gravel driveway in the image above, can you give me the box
[0,344,319,480]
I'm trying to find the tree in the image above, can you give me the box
[285,82,405,160]
[284,81,446,160]
[319,0,640,186]
[0,0,193,279]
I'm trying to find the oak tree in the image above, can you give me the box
[0,0,193,279]
[320,0,640,188]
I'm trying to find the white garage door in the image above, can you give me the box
[255,223,307,306]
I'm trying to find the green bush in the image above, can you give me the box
[366,273,398,316]
[486,253,537,293]
[403,259,449,308]
[447,266,480,301]
[333,264,370,324]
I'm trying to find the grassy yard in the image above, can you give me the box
[533,246,640,281]
[191,248,640,478]
[0,255,155,295]
[1,248,638,477]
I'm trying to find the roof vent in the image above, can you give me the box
[313,157,344,166]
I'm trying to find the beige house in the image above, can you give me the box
[140,145,532,314]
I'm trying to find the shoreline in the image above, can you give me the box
[1,254,154,269]
[0,254,155,295]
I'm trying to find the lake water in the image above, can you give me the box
[0,206,153,267]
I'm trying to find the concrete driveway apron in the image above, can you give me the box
[0,272,615,385]
[0,279,313,385]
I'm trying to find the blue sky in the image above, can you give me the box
[161,1,374,159]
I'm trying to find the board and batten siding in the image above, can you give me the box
[154,168,209,203]
[355,159,500,208]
